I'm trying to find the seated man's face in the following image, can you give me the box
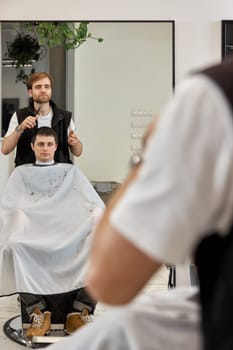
[31,135,57,163]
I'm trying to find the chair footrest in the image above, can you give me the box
[32,334,66,344]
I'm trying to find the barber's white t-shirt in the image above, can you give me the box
[5,109,75,137]
[111,74,233,265]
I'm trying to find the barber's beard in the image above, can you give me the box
[33,95,51,104]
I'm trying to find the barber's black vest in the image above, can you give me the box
[15,100,72,167]
[194,57,233,350]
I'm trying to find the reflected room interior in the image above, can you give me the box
[0,21,174,195]
[0,21,174,348]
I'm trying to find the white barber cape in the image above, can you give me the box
[0,163,105,296]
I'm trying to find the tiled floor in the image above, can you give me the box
[0,266,169,349]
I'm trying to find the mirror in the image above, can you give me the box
[222,20,233,59]
[0,21,174,187]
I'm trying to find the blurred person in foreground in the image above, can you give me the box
[49,57,233,350]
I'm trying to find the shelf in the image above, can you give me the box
[1,59,35,67]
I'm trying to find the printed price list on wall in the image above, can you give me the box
[130,109,154,155]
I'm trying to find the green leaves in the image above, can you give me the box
[6,22,103,83]
[7,34,40,83]
[7,34,40,67]
[25,22,103,50]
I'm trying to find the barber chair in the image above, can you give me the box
[167,263,199,289]
[92,181,120,205]
[167,265,176,288]
[4,291,79,348]
[1,164,104,348]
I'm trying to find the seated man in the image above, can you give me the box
[0,127,105,337]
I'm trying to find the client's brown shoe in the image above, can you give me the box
[65,308,92,334]
[25,308,51,338]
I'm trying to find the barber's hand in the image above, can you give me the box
[68,130,81,146]
[18,115,38,132]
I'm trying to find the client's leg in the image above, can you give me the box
[20,293,51,337]
[20,293,47,315]
[65,287,96,334]
[72,287,97,314]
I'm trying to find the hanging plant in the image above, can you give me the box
[6,33,42,83]
[25,21,103,50]
[6,22,103,84]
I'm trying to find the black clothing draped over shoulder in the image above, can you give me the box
[15,100,72,167]
[194,57,233,350]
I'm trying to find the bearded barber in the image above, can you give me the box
[1,72,82,167]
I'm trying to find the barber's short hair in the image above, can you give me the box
[31,127,58,145]
[26,72,53,90]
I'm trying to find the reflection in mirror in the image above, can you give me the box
[1,21,100,136]
[0,21,174,188]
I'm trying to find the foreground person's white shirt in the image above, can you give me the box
[48,286,201,350]
[111,74,233,264]
[47,73,233,350]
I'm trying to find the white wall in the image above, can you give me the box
[1,0,233,22]
[74,22,173,182]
